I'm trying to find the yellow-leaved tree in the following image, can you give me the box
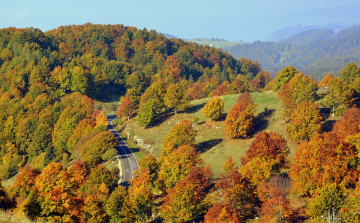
[286,101,322,142]
[202,96,224,120]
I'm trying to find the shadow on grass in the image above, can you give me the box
[322,119,337,132]
[249,109,275,137]
[129,147,140,153]
[187,103,206,114]
[196,138,223,153]
[147,111,174,128]
[217,113,228,121]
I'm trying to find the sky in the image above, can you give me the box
[2,0,360,42]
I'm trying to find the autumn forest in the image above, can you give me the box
[0,23,360,222]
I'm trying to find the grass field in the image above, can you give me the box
[120,91,301,177]
[187,38,245,48]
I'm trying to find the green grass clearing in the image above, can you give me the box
[121,91,300,177]
[187,38,245,48]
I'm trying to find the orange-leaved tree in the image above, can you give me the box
[212,84,228,96]
[8,164,41,200]
[30,162,84,222]
[129,169,153,222]
[203,203,241,223]
[224,92,257,138]
[318,73,335,87]
[239,131,290,186]
[215,169,258,220]
[117,94,136,120]
[290,132,358,195]
[202,96,224,120]
[161,166,213,223]
[333,108,360,139]
[286,101,322,142]
[223,156,236,174]
[257,175,293,223]
[137,154,159,186]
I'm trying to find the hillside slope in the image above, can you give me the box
[263,22,359,42]
[224,26,360,80]
[121,92,299,176]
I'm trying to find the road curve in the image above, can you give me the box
[107,115,139,186]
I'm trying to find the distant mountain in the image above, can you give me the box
[158,32,179,39]
[263,23,360,42]
[280,29,334,45]
[223,26,360,81]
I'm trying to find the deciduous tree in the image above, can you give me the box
[34,162,83,222]
[286,101,322,142]
[52,107,83,157]
[323,78,354,116]
[318,73,335,87]
[202,96,224,120]
[204,203,241,223]
[117,94,136,120]
[288,73,318,104]
[164,83,190,114]
[339,62,360,84]
[258,175,293,223]
[83,195,109,223]
[129,169,153,222]
[290,133,358,195]
[239,131,289,186]
[278,83,296,120]
[223,156,236,174]
[272,66,298,91]
[137,98,159,127]
[224,93,257,138]
[216,169,258,220]
[81,131,117,163]
[105,186,135,223]
[333,108,360,139]
[138,154,159,186]
[307,183,347,222]
[162,119,196,149]
[161,166,212,223]
[158,145,201,189]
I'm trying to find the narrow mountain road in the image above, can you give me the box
[107,115,139,186]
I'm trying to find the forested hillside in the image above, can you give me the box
[2,23,360,222]
[223,26,360,80]
[0,23,264,177]
[279,29,334,45]
[0,23,270,222]
[262,22,359,42]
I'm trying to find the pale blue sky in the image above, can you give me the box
[2,0,360,41]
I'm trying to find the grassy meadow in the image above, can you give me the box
[187,38,245,48]
[121,91,300,177]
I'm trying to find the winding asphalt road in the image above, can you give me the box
[107,115,139,186]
